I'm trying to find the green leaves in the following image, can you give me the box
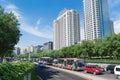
[0,6,21,57]
[18,34,120,59]
[0,61,34,80]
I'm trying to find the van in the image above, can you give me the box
[114,65,120,79]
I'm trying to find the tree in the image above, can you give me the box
[105,34,120,59]
[81,40,94,59]
[73,44,82,58]
[0,6,21,57]
[61,47,71,58]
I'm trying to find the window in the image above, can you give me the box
[86,65,91,68]
[116,68,120,71]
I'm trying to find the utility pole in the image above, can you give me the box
[28,52,31,61]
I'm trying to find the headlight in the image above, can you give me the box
[96,70,99,72]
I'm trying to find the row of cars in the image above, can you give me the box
[33,57,120,79]
[105,64,120,79]
[52,58,120,79]
[82,64,120,78]
[86,64,117,74]
[37,61,120,79]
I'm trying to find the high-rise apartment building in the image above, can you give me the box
[34,45,43,53]
[83,0,111,40]
[43,41,53,51]
[110,20,115,35]
[14,47,21,55]
[53,9,80,50]
[27,45,34,53]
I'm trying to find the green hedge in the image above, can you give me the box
[31,70,40,80]
[86,59,120,64]
[0,61,34,80]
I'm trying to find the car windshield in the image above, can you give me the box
[93,65,100,68]
[39,63,43,64]
[77,63,84,67]
[109,65,116,67]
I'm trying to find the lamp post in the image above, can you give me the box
[28,52,31,61]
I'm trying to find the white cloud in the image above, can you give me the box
[6,4,18,10]
[108,0,120,20]
[5,4,22,20]
[108,0,120,34]
[35,18,42,30]
[114,20,120,34]
[40,25,53,35]
[3,2,53,39]
[36,18,41,25]
[31,41,37,44]
[20,23,53,39]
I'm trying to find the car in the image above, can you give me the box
[106,64,116,73]
[94,65,105,72]
[83,64,102,75]
[114,65,120,79]
[38,63,46,68]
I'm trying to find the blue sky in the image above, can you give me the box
[0,0,120,49]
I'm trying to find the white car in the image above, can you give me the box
[114,65,120,79]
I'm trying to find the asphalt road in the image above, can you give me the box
[35,65,87,80]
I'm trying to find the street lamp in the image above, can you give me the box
[28,52,31,61]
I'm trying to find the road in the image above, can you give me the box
[35,65,87,80]
[96,72,117,80]
[48,66,118,80]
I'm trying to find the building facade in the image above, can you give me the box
[14,47,21,55]
[43,41,53,51]
[53,9,80,50]
[110,20,115,35]
[34,45,43,53]
[27,45,34,53]
[83,0,111,40]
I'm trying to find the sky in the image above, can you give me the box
[0,0,120,49]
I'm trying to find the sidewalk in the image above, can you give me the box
[47,65,110,80]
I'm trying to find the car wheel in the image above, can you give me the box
[93,72,97,75]
[118,75,120,79]
[72,68,74,71]
[115,75,118,79]
[108,70,111,73]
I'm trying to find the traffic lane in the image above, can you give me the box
[48,65,118,80]
[35,66,87,80]
[96,72,117,80]
[80,71,117,80]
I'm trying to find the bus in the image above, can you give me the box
[56,58,85,70]
[40,57,53,65]
[52,59,58,67]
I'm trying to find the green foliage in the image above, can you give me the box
[18,34,120,60]
[81,40,94,59]
[0,61,34,80]
[86,59,120,64]
[31,70,40,80]
[0,6,21,57]
[18,53,28,58]
[104,34,120,58]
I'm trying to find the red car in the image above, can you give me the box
[83,65,102,75]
